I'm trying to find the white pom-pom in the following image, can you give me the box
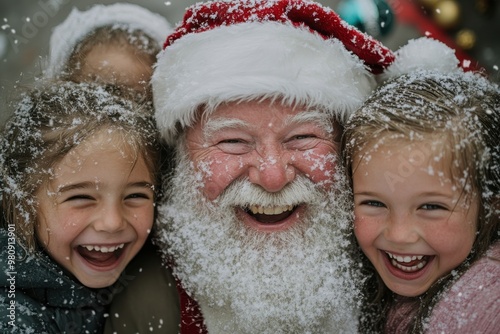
[379,37,460,83]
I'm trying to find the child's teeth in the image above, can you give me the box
[391,259,427,272]
[82,244,125,252]
[386,251,425,263]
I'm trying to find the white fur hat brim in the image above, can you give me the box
[152,21,377,145]
[45,3,172,78]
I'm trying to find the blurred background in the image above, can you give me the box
[1,0,499,124]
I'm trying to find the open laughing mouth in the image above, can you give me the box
[244,204,297,224]
[77,243,126,268]
[385,251,431,273]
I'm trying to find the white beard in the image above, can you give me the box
[155,155,361,334]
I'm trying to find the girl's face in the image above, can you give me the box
[36,130,155,288]
[352,139,478,297]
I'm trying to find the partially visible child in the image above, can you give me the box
[42,5,181,332]
[0,81,161,333]
[45,3,171,98]
[342,70,500,333]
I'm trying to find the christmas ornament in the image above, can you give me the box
[455,29,476,50]
[337,0,394,37]
[432,0,461,30]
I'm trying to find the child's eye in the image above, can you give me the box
[360,200,386,208]
[420,203,447,211]
[125,193,151,200]
[64,194,94,202]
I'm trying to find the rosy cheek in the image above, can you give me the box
[353,221,368,245]
[203,184,221,201]
[353,215,365,230]
[295,150,337,185]
[198,156,247,200]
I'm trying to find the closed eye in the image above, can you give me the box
[64,194,94,202]
[216,138,252,155]
[285,134,322,150]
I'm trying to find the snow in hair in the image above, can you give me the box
[152,21,377,145]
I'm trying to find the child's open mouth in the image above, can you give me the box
[77,243,125,268]
[386,251,430,273]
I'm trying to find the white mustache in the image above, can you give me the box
[216,175,324,209]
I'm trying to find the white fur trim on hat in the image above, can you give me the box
[45,3,171,78]
[378,37,460,83]
[152,21,376,145]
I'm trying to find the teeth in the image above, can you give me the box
[386,252,424,263]
[249,205,293,215]
[391,259,427,272]
[386,251,427,272]
[82,244,124,253]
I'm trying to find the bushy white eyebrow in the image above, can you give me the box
[203,118,248,140]
[202,110,332,140]
[285,110,333,134]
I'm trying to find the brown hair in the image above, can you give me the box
[0,80,162,251]
[63,26,160,100]
[341,70,500,333]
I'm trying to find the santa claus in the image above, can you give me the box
[151,1,459,333]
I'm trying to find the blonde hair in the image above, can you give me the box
[342,70,500,333]
[0,81,161,251]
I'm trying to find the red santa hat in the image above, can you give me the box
[152,0,458,145]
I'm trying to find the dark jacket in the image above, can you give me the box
[0,228,113,333]
[103,241,181,334]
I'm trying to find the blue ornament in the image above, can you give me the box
[337,0,395,37]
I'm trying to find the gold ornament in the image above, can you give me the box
[433,0,461,30]
[455,29,476,50]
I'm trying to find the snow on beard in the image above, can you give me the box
[155,152,361,334]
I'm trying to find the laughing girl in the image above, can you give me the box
[0,81,161,333]
[342,70,500,333]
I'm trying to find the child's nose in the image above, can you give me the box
[93,204,126,233]
[383,214,419,244]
